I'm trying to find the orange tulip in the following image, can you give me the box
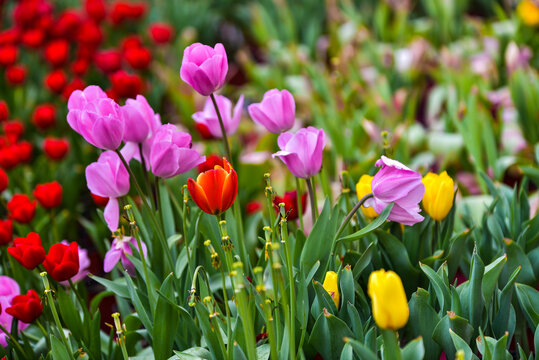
[187,157,238,215]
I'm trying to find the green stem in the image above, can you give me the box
[182,187,193,278]
[209,93,232,163]
[220,270,233,360]
[280,217,296,360]
[139,143,155,209]
[305,177,318,224]
[381,329,402,360]
[295,178,304,232]
[131,225,155,309]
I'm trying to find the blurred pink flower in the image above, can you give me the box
[192,94,243,138]
[248,89,295,133]
[104,235,147,276]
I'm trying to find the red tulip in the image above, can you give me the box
[15,141,33,163]
[32,104,56,130]
[0,28,20,46]
[6,64,27,85]
[95,49,122,73]
[120,35,142,51]
[33,181,62,209]
[21,28,44,48]
[62,78,85,100]
[0,45,18,67]
[85,0,107,22]
[52,10,81,39]
[110,1,147,25]
[273,190,307,221]
[0,101,9,122]
[149,23,174,44]
[3,120,24,143]
[0,146,19,170]
[7,232,45,269]
[0,219,13,245]
[187,158,238,215]
[246,201,263,215]
[43,137,69,161]
[8,194,36,224]
[43,242,79,282]
[125,46,151,70]
[7,289,43,324]
[110,70,143,98]
[44,69,67,93]
[197,154,224,173]
[0,168,8,193]
[44,40,69,67]
[77,20,103,48]
[72,57,90,76]
[91,193,109,207]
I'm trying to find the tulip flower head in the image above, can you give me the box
[248,88,295,133]
[59,240,90,284]
[7,194,36,224]
[355,175,378,218]
[6,289,43,323]
[33,181,63,209]
[367,269,409,330]
[365,156,425,226]
[322,271,340,309]
[422,171,455,221]
[0,168,8,193]
[43,242,80,282]
[0,219,13,245]
[85,151,129,231]
[180,42,228,96]
[187,158,238,215]
[7,232,46,270]
[192,94,244,139]
[0,276,28,347]
[104,235,147,276]
[43,137,69,161]
[517,0,539,26]
[272,126,326,179]
[121,94,161,143]
[273,190,307,221]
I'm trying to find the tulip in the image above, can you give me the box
[149,22,174,44]
[322,271,340,309]
[273,190,307,221]
[517,0,539,26]
[94,49,122,73]
[44,40,69,67]
[0,100,8,122]
[32,104,56,130]
[0,168,7,193]
[192,94,244,138]
[59,241,90,284]
[110,70,144,98]
[44,70,67,94]
[149,124,205,178]
[121,95,161,144]
[125,46,152,70]
[180,43,228,96]
[246,201,263,215]
[4,120,24,143]
[197,154,224,173]
[104,235,147,276]
[15,141,33,164]
[8,194,36,224]
[0,276,28,347]
[272,126,326,179]
[0,146,19,170]
[62,77,86,100]
[365,156,424,226]
[187,157,237,215]
[33,181,63,209]
[67,85,125,150]
[6,64,26,85]
[6,290,42,323]
[91,193,109,207]
[367,269,409,330]
[86,151,130,231]
[43,242,80,282]
[22,28,44,48]
[7,232,46,269]
[85,0,106,22]
[422,171,455,221]
[0,220,12,245]
[355,175,378,218]
[43,137,69,161]
[248,89,295,133]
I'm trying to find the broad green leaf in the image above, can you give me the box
[153,274,180,360]
[50,335,71,360]
[419,262,450,313]
[402,337,425,360]
[515,283,539,329]
[482,255,507,307]
[308,310,354,360]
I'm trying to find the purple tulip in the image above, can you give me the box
[248,89,295,133]
[149,124,205,178]
[272,126,326,179]
[85,151,130,231]
[180,43,228,96]
[192,94,244,138]
[122,95,162,143]
[67,85,125,150]
[365,156,425,226]
[103,235,147,276]
[59,240,90,285]
[0,276,28,346]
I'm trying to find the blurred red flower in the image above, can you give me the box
[21,28,45,48]
[0,219,13,245]
[71,58,90,76]
[85,0,107,22]
[110,1,147,25]
[91,193,109,207]
[0,46,18,67]
[44,69,67,93]
[0,146,19,170]
[34,181,62,209]
[0,101,9,122]
[149,23,174,44]
[77,20,103,49]
[246,201,263,215]
[125,46,151,70]
[95,49,122,73]
[44,40,69,67]
[273,190,307,221]
[16,141,33,163]
[6,64,27,85]
[8,194,37,224]
[110,70,143,98]
[120,35,142,51]
[32,104,56,130]
[52,9,81,39]
[0,28,20,46]
[43,242,80,282]
[43,138,69,161]
[62,77,85,100]
[0,168,8,193]
[4,120,24,143]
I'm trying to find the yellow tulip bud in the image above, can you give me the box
[355,175,378,218]
[422,171,455,221]
[517,0,539,26]
[322,271,340,309]
[367,269,409,330]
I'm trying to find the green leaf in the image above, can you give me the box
[378,230,419,294]
[502,239,536,286]
[344,338,377,360]
[352,242,374,280]
[308,310,354,360]
[515,283,539,329]
[468,252,485,330]
[482,255,507,307]
[408,288,441,358]
[256,344,271,360]
[449,329,476,360]
[312,280,338,317]
[50,335,71,360]
[402,337,425,360]
[88,274,129,298]
[172,347,212,360]
[338,203,393,242]
[153,274,180,360]
[419,262,450,313]
[124,272,153,334]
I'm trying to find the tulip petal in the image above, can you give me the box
[187,178,213,214]
[104,197,120,231]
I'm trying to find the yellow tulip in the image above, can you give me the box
[322,271,340,309]
[517,0,539,26]
[367,269,409,330]
[355,175,378,218]
[422,171,455,221]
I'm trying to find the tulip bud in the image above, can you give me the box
[367,269,409,330]
[422,171,455,221]
[322,271,340,309]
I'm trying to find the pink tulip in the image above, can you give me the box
[192,94,244,138]
[248,89,295,133]
[0,276,27,347]
[121,95,161,143]
[85,151,130,231]
[272,126,326,179]
[364,156,425,226]
[67,85,125,150]
[180,43,228,96]
[104,235,147,276]
[149,124,205,178]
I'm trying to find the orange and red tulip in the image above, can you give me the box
[187,157,238,215]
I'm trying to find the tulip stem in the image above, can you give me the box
[220,269,233,360]
[295,178,304,232]
[0,322,26,356]
[335,193,373,241]
[138,143,156,209]
[381,329,402,360]
[279,214,296,360]
[210,93,232,163]
[305,177,317,224]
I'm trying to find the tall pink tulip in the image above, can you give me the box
[272,126,326,179]
[149,124,205,178]
[364,156,425,226]
[67,85,125,150]
[192,94,244,138]
[248,89,295,133]
[180,43,228,96]
[121,95,161,143]
[85,151,130,231]
[0,276,28,347]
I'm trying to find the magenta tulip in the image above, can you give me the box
[192,94,244,138]
[104,235,147,276]
[121,95,161,143]
[248,89,295,133]
[180,43,228,96]
[149,124,205,178]
[272,126,326,179]
[85,151,130,231]
[364,156,425,226]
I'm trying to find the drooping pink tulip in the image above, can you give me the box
[104,235,147,276]
[85,151,129,231]
[149,124,205,178]
[364,156,425,226]
[180,43,228,96]
[248,89,295,133]
[272,126,326,179]
[67,85,125,150]
[192,94,244,138]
